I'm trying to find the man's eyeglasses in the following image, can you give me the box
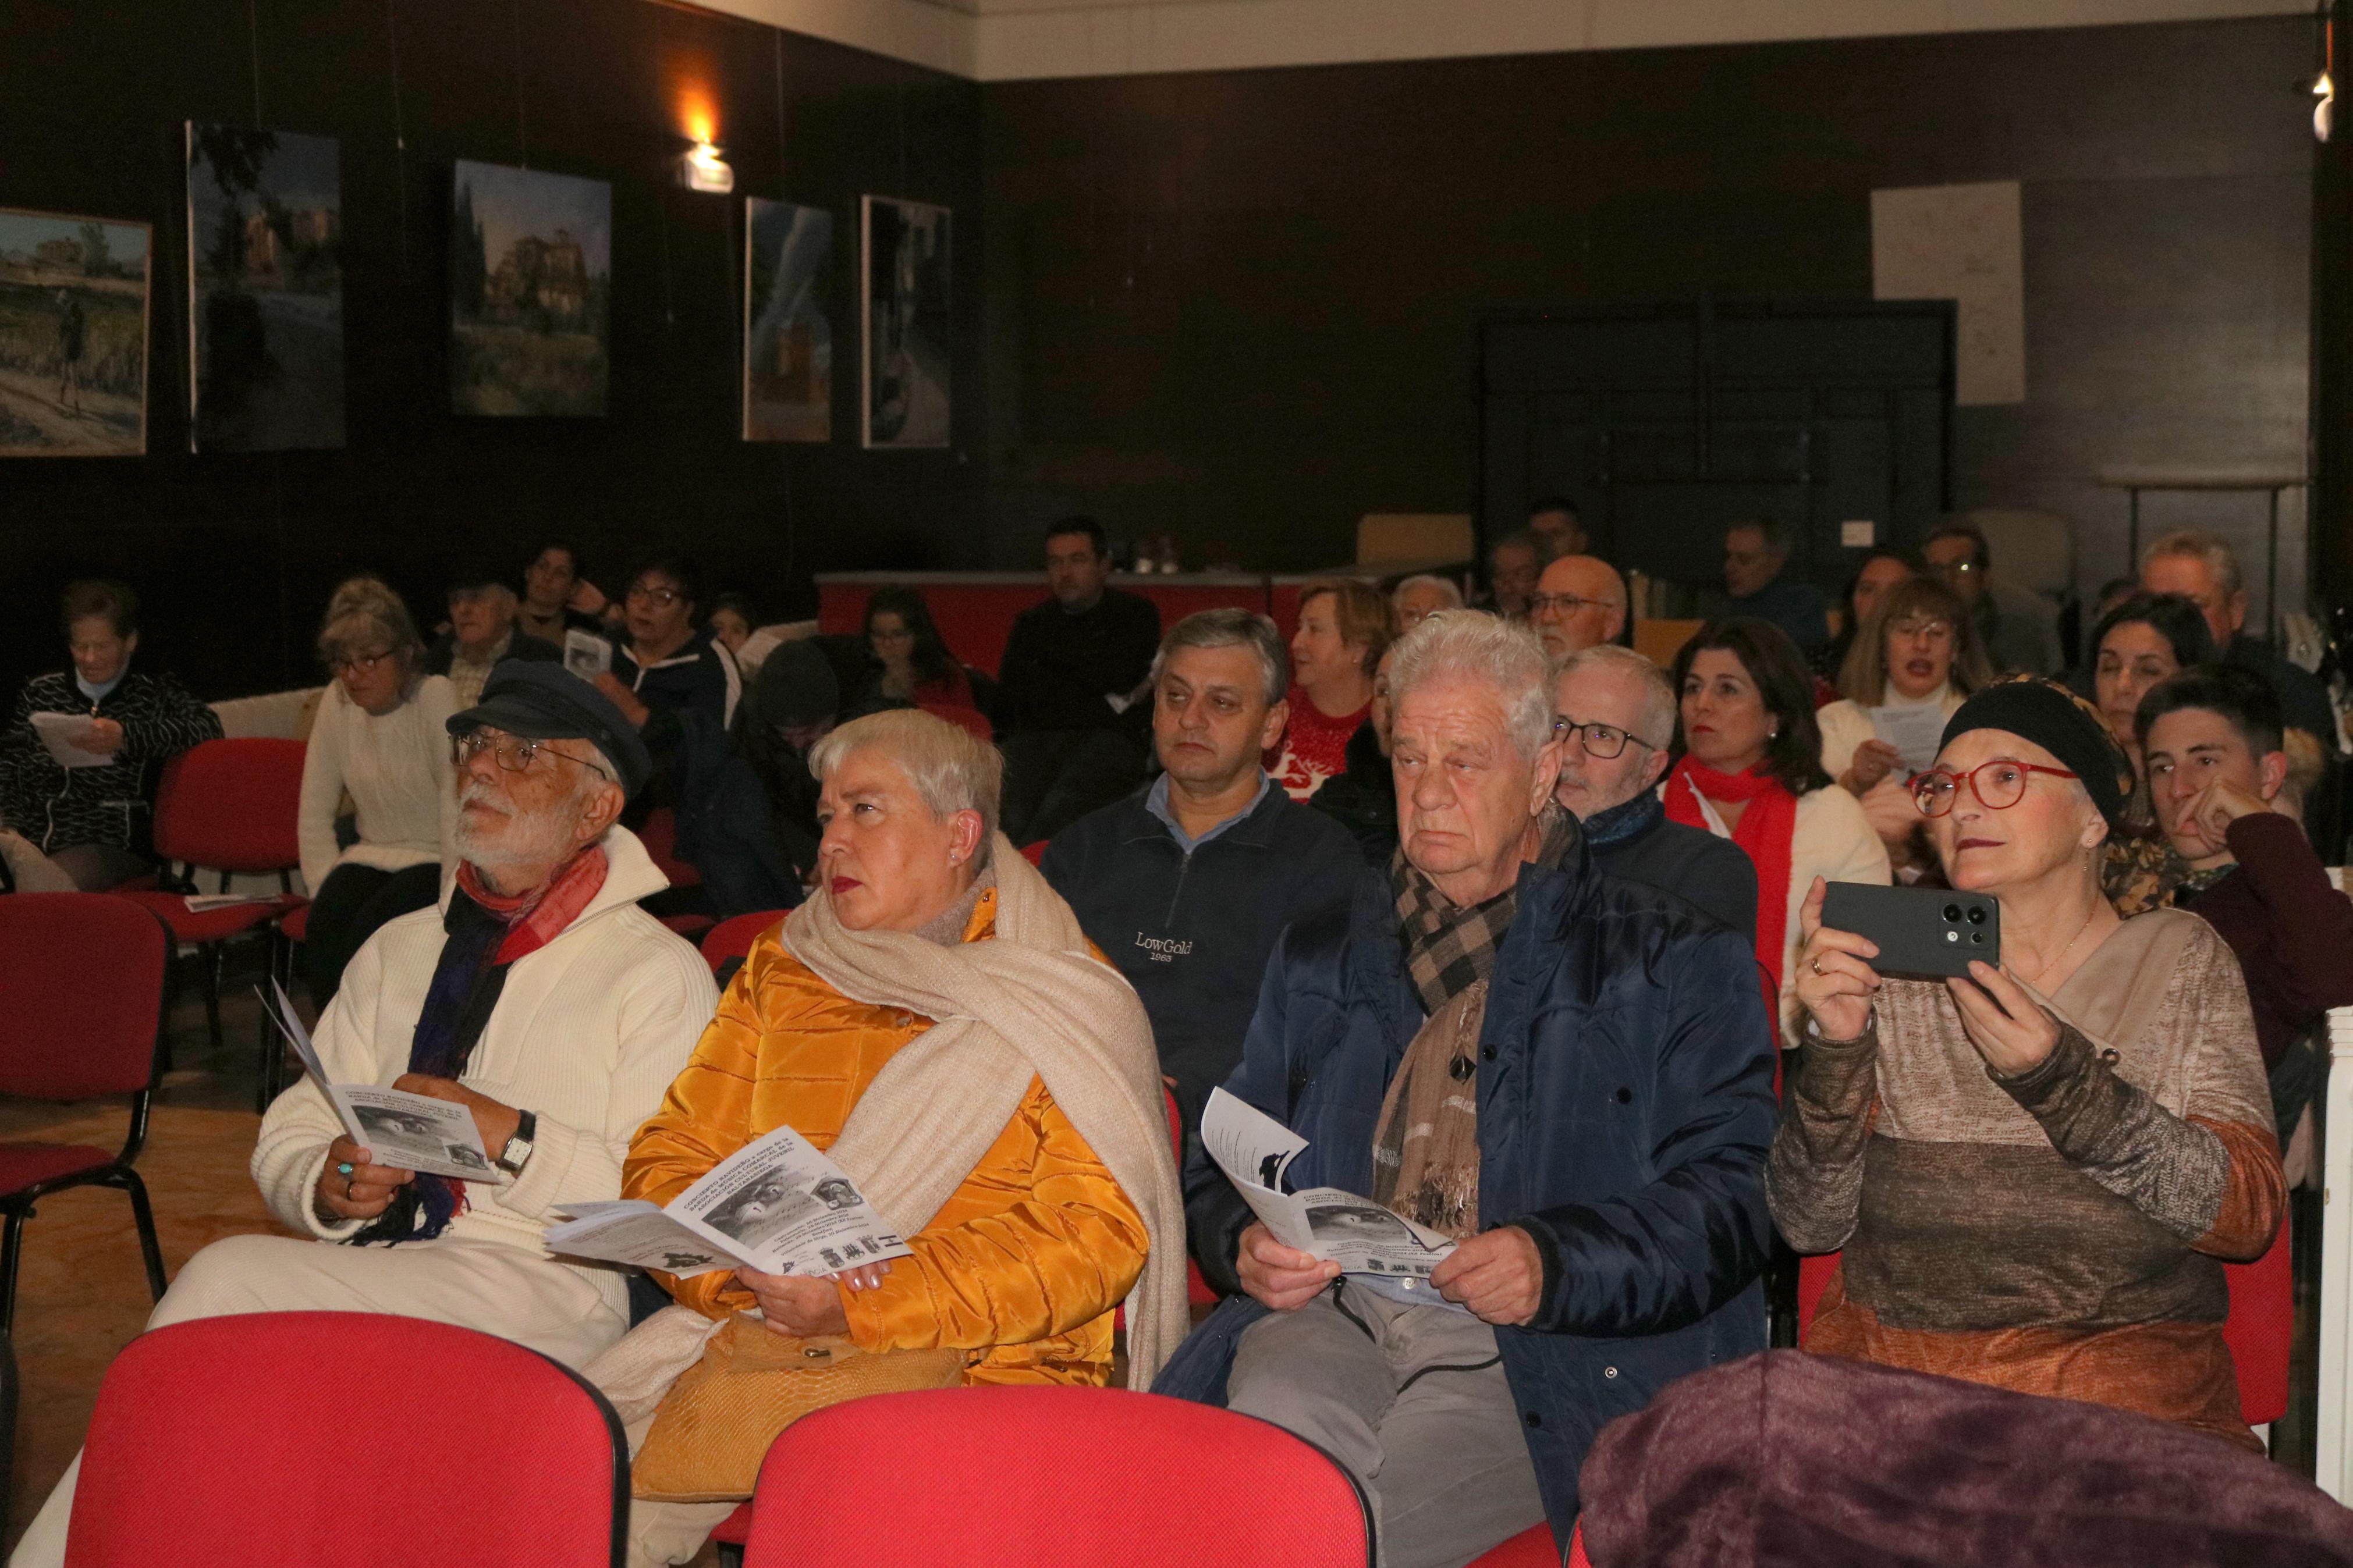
[331,649,395,674]
[1913,759,2077,816]
[1552,714,1659,760]
[626,585,683,607]
[450,730,613,781]
[1928,558,1980,579]
[1527,593,1619,617]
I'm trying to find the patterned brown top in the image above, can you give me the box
[1766,908,2284,1448]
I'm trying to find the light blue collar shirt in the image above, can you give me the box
[1145,769,1273,854]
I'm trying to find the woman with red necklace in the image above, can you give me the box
[1667,618,1889,1043]
[1267,578,1396,802]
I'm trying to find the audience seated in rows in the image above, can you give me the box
[2142,528,2337,747]
[424,561,559,709]
[609,709,1181,1567]
[1042,609,1361,1143]
[516,538,608,646]
[1307,643,1401,866]
[1158,613,1776,1568]
[299,581,457,1006]
[1720,517,1829,654]
[1667,618,1890,1040]
[2141,665,2353,1139]
[1772,677,2285,1449]
[856,584,977,713]
[1552,645,1758,943]
[1818,575,1994,881]
[996,517,1162,844]
[1390,573,1463,631]
[1481,529,1546,621]
[1925,520,2062,678]
[1269,577,1394,802]
[1528,554,1627,662]
[0,578,219,891]
[1811,546,1917,682]
[13,664,714,1568]
[1525,495,1587,560]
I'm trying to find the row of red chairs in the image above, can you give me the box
[66,1309,1583,1567]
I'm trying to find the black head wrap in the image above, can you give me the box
[1938,677,2132,830]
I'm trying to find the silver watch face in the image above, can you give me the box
[500,1136,533,1170]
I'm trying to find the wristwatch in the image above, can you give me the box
[495,1110,538,1177]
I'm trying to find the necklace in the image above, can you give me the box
[2014,902,2103,990]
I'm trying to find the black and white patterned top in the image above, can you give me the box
[0,667,223,856]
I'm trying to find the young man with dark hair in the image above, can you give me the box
[996,517,1162,842]
[2139,664,2353,1136]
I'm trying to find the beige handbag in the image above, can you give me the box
[631,1317,967,1502]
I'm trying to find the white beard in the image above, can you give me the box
[453,780,579,877]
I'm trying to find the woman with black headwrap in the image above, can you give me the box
[1768,677,2283,1450]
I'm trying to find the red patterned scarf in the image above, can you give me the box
[456,844,610,964]
[1665,758,1796,1015]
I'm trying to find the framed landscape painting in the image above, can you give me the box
[449,161,611,416]
[187,122,346,451]
[860,195,949,449]
[0,206,150,458]
[743,197,833,442]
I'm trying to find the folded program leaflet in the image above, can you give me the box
[257,981,503,1185]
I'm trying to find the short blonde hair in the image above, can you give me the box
[1298,577,1399,677]
[809,709,1003,846]
[317,587,425,692]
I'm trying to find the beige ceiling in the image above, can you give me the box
[704,0,2309,81]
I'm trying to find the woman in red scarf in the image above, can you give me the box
[1666,618,1889,1044]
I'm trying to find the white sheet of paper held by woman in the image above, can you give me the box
[258,982,502,1183]
[543,1124,913,1279]
[1203,1087,1457,1286]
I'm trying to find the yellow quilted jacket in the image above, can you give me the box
[622,888,1148,1386]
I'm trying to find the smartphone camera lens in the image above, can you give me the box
[1967,906,1987,926]
[1942,904,1962,923]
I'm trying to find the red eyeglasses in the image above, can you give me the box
[1912,759,2079,816]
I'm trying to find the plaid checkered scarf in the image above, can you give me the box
[1376,806,1578,1235]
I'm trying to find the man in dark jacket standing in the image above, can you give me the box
[1044,609,1361,1142]
[997,517,1161,843]
[1154,614,1774,1567]
[1552,645,1758,944]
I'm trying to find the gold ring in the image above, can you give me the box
[1811,957,1825,976]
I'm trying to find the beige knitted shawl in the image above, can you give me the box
[587,833,1183,1420]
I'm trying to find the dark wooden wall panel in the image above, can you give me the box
[982,17,2318,620]
[1,0,983,701]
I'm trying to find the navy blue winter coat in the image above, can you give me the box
[1153,832,1775,1544]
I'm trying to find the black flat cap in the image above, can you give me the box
[446,660,652,799]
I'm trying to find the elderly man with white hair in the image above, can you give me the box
[1156,614,1775,1568]
[1392,574,1465,631]
[13,662,717,1568]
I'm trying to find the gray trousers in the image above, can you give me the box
[1227,1283,1549,1568]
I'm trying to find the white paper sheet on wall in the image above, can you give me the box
[1870,180,2025,407]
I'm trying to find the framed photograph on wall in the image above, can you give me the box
[860,195,950,449]
[744,197,833,442]
[186,122,346,451]
[0,205,150,458]
[449,160,611,417]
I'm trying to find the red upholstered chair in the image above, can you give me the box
[640,806,702,889]
[1472,1524,1567,1567]
[1020,840,1049,867]
[701,911,790,977]
[2224,1218,2292,1428]
[742,1387,1371,1568]
[920,703,995,742]
[0,895,170,1332]
[111,738,304,1088]
[64,1312,628,1568]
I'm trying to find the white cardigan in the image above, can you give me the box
[1670,774,1891,1044]
[297,675,460,894]
[253,826,718,1308]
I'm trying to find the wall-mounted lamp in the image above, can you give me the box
[2316,16,2336,144]
[682,141,734,194]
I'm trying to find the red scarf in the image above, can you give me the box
[1665,758,1797,1016]
[455,844,610,964]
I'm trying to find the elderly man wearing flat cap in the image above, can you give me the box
[12,662,718,1568]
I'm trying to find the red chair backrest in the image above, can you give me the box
[0,895,165,1100]
[1021,840,1048,866]
[638,806,702,888]
[66,1313,626,1568]
[152,738,306,873]
[701,910,789,975]
[2224,1218,2292,1426]
[920,703,995,742]
[745,1387,1370,1568]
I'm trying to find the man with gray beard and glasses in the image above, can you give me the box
[12,663,715,1568]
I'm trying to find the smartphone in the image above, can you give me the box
[1820,883,2000,980]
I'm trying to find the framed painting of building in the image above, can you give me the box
[0,206,150,458]
[449,161,611,416]
[860,195,949,449]
[744,197,833,442]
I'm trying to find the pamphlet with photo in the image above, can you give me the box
[257,982,503,1185]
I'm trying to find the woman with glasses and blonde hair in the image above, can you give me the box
[1770,677,2283,1449]
[299,583,457,1005]
[1816,575,1994,878]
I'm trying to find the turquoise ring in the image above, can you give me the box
[335,1162,355,1176]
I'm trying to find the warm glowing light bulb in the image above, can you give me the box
[2317,69,2335,98]
[682,140,734,193]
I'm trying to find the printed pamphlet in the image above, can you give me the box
[257,981,503,1184]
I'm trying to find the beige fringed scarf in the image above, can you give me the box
[588,833,1184,1421]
